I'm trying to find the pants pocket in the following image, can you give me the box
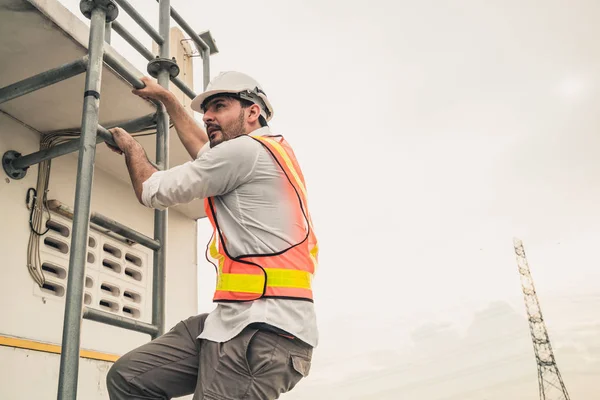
[290,354,311,377]
[244,330,279,376]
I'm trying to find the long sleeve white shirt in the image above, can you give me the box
[141,127,318,347]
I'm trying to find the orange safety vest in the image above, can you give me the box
[204,134,319,302]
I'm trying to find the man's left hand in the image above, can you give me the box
[108,127,138,155]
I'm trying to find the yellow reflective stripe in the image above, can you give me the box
[0,335,119,363]
[265,268,312,289]
[217,273,264,294]
[309,244,319,270]
[255,137,307,198]
[208,232,228,294]
[216,269,312,293]
[208,232,225,273]
[209,233,222,261]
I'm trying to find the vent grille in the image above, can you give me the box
[34,214,150,321]
[44,237,68,254]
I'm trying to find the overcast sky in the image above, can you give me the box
[62,0,600,398]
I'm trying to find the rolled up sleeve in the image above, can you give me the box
[141,171,167,209]
[140,136,260,209]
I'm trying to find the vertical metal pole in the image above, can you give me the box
[57,7,107,400]
[202,48,210,90]
[152,0,170,339]
[105,21,112,43]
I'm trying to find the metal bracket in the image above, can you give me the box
[80,0,119,22]
[180,39,202,59]
[147,57,180,79]
[2,150,27,180]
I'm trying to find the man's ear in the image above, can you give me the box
[247,104,262,124]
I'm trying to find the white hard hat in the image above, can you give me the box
[190,71,274,121]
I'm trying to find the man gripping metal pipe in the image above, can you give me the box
[105,71,319,400]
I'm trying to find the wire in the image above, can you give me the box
[26,188,50,235]
[26,123,169,287]
[27,131,68,287]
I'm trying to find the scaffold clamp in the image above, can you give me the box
[80,0,119,22]
[2,150,27,180]
[147,57,180,79]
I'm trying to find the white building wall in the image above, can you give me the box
[0,110,199,399]
[0,347,113,400]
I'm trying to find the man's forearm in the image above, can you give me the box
[124,143,158,204]
[160,91,208,158]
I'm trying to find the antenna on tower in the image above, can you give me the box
[513,238,570,400]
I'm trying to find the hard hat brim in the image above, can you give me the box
[190,89,274,122]
[190,89,241,114]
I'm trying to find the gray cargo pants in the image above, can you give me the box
[106,313,312,400]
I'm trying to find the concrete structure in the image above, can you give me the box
[0,0,210,398]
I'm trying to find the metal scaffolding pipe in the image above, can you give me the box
[151,0,171,339]
[102,52,162,109]
[57,7,107,400]
[110,21,196,100]
[103,51,144,89]
[47,200,161,251]
[166,4,209,52]
[8,126,111,171]
[0,57,88,105]
[91,211,161,250]
[202,48,210,90]
[83,307,160,336]
[6,112,155,172]
[172,76,197,99]
[113,0,164,45]
[153,0,213,91]
[106,111,158,132]
[105,21,112,43]
[112,20,154,61]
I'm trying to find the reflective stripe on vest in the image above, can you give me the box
[204,134,318,302]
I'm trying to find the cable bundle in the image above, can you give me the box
[27,124,165,287]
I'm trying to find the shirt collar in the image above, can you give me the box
[248,126,272,137]
[199,126,273,157]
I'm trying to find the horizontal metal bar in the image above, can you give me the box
[107,112,157,132]
[46,199,135,246]
[105,3,197,101]
[112,21,154,61]
[102,52,162,108]
[171,76,196,100]
[10,125,115,171]
[82,307,160,337]
[97,125,114,139]
[9,110,156,172]
[111,22,196,102]
[0,57,88,105]
[165,3,209,51]
[113,0,164,45]
[110,21,196,100]
[95,125,116,145]
[103,52,144,89]
[91,212,160,250]
[47,200,161,251]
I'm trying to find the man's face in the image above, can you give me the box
[202,96,246,147]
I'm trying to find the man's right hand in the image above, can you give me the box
[132,76,208,159]
[108,127,140,155]
[132,76,169,102]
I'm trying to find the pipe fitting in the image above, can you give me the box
[2,150,27,180]
[80,0,119,22]
[147,57,180,79]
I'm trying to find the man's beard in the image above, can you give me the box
[208,111,246,147]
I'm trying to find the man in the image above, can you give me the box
[105,71,319,400]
